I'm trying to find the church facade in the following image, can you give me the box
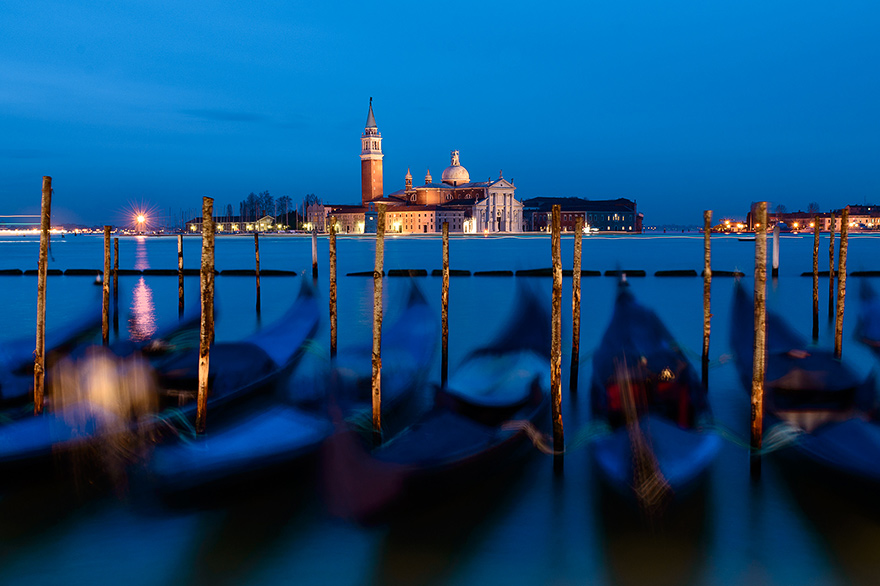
[309,100,523,234]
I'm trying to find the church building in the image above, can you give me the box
[310,100,523,234]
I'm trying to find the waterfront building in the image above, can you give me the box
[524,197,642,232]
[747,203,880,232]
[185,215,279,233]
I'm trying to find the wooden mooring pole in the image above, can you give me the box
[570,217,583,393]
[329,216,337,359]
[751,202,768,478]
[551,205,564,473]
[33,176,52,415]
[312,225,319,279]
[113,237,119,301]
[254,232,261,313]
[829,213,836,320]
[771,223,780,278]
[703,210,712,389]
[441,221,450,387]
[812,216,819,341]
[102,226,111,345]
[196,197,215,435]
[835,207,849,359]
[113,236,119,334]
[371,205,386,446]
[177,234,184,317]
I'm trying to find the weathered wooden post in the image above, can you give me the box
[113,237,119,301]
[329,216,338,359]
[312,225,319,279]
[33,176,52,415]
[102,226,111,345]
[751,202,768,478]
[703,210,712,389]
[254,232,261,313]
[371,204,386,446]
[771,223,780,278]
[113,236,119,334]
[441,221,450,387]
[829,213,836,320]
[812,216,820,340]
[835,207,849,359]
[177,234,184,317]
[570,217,583,393]
[196,197,215,434]
[551,205,564,472]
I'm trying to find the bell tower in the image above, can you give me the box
[360,98,383,205]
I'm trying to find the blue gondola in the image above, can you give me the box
[0,283,320,480]
[590,280,721,505]
[145,282,436,502]
[323,284,550,522]
[730,281,880,485]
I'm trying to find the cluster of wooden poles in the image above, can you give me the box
[749,202,850,476]
[30,181,854,477]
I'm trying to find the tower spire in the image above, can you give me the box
[366,97,377,128]
[360,98,383,204]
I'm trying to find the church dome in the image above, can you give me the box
[441,150,469,186]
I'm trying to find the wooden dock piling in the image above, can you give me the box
[33,176,52,415]
[812,217,819,340]
[441,222,450,387]
[312,225,318,279]
[372,204,386,446]
[113,237,119,301]
[829,214,836,320]
[102,226,111,345]
[835,207,849,359]
[254,232,261,313]
[196,197,215,435]
[177,235,184,317]
[329,216,337,359]
[751,202,767,478]
[113,236,119,334]
[551,205,564,472]
[703,210,712,389]
[570,217,583,393]
[771,223,780,278]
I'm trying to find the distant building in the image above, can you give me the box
[746,203,880,231]
[524,197,642,233]
[185,215,278,233]
[310,100,523,234]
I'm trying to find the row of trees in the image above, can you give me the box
[774,203,821,214]
[230,192,322,229]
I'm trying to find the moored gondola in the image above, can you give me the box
[322,283,550,523]
[144,281,437,503]
[730,281,880,487]
[590,280,721,508]
[0,312,102,412]
[856,279,880,356]
[0,282,320,483]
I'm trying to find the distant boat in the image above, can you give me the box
[738,236,756,242]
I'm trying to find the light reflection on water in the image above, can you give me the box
[134,236,149,271]
[128,276,156,342]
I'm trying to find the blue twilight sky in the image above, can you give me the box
[1,0,879,226]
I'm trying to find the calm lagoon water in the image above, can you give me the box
[2,232,880,585]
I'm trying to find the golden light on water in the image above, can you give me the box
[128,276,157,342]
